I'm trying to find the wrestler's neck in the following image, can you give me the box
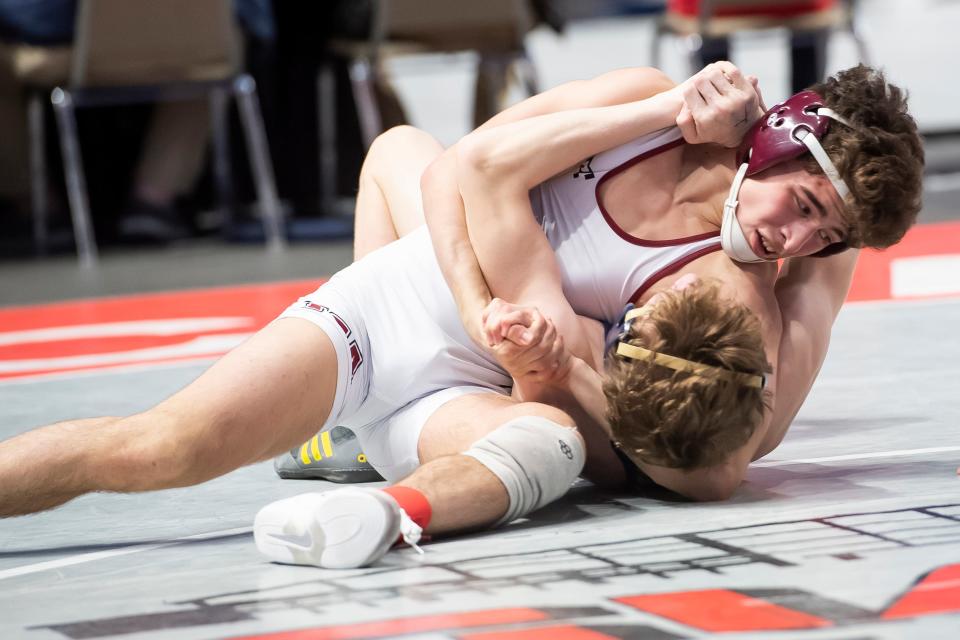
[674,143,738,231]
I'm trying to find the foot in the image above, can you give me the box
[253,488,422,569]
[118,198,188,244]
[274,426,384,483]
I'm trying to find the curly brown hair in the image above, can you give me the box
[603,283,772,470]
[807,64,924,251]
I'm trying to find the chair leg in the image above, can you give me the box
[348,57,383,150]
[27,91,49,255]
[844,0,871,66]
[317,62,338,211]
[684,33,705,77]
[209,85,234,224]
[50,88,98,267]
[650,19,663,69]
[474,54,510,128]
[514,53,540,98]
[233,74,285,250]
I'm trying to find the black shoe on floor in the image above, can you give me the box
[118,199,189,245]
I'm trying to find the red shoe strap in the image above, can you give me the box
[381,485,432,531]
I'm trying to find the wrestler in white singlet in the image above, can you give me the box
[280,127,722,481]
[531,126,720,323]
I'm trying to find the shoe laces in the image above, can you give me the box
[397,508,425,556]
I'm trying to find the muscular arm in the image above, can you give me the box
[421,67,678,344]
[637,264,784,501]
[632,250,857,498]
[454,91,688,368]
[754,249,860,458]
[433,67,774,500]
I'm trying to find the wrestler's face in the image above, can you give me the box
[735,160,849,259]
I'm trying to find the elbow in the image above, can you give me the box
[455,133,510,183]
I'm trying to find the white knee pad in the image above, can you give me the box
[463,416,585,526]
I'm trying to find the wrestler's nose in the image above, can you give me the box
[781,219,819,256]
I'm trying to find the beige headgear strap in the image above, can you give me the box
[617,308,765,389]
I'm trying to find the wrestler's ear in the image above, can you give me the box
[747,75,767,112]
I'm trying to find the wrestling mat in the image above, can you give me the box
[2,221,959,639]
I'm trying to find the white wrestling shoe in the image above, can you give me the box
[253,488,423,569]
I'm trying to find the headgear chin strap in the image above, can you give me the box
[720,91,854,263]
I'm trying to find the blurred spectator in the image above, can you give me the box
[0,0,275,244]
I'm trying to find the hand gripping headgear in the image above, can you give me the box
[721,90,853,263]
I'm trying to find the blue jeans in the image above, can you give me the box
[0,0,76,45]
[0,0,274,45]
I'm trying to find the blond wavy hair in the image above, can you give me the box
[603,283,772,470]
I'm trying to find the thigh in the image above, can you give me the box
[417,391,575,465]
[153,317,341,473]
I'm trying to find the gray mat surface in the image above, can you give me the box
[1,297,958,639]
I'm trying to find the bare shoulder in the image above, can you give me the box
[692,252,781,335]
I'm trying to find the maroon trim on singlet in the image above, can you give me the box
[628,242,724,304]
[594,136,721,246]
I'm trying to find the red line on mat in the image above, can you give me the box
[462,624,621,640]
[615,589,832,632]
[231,608,550,640]
[882,563,960,619]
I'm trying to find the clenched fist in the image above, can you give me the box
[481,298,570,384]
[673,61,767,148]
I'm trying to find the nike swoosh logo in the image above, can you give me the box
[268,531,313,548]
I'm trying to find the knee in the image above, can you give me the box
[366,125,435,164]
[109,411,221,490]
[463,414,586,526]
[509,402,578,432]
[506,403,584,453]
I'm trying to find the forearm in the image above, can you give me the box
[423,68,677,348]
[758,250,861,457]
[422,150,492,344]
[514,355,608,424]
[457,90,682,192]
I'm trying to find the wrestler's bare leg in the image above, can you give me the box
[354,125,442,259]
[0,318,339,517]
[399,393,579,534]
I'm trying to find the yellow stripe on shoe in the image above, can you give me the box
[300,443,311,465]
[311,435,322,461]
[321,431,334,458]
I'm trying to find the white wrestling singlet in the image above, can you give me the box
[280,126,723,481]
[280,227,512,481]
[529,126,722,324]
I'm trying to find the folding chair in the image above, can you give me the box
[317,0,539,211]
[7,0,284,267]
[652,0,869,76]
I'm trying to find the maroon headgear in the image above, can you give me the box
[721,90,853,262]
[736,91,836,175]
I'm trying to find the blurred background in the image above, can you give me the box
[0,0,956,303]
